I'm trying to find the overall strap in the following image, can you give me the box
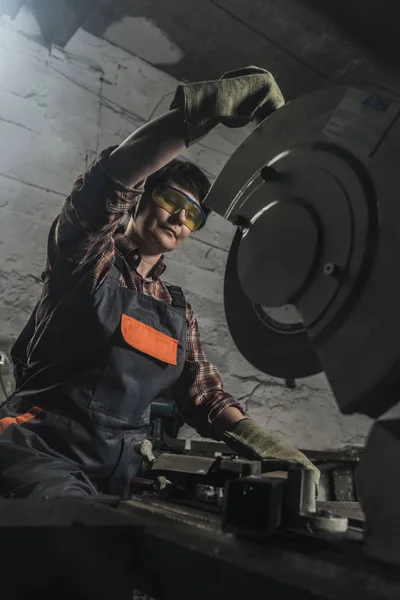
[166,285,186,310]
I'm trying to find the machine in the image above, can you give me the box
[205,83,400,567]
[2,84,400,599]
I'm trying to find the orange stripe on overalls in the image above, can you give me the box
[121,314,178,365]
[0,406,43,435]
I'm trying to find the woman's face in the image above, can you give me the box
[134,181,199,254]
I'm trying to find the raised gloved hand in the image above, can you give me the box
[221,418,320,485]
[170,66,285,146]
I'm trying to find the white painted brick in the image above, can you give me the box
[194,212,236,252]
[164,257,224,303]
[66,30,179,123]
[97,104,144,151]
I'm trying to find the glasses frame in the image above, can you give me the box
[153,183,207,231]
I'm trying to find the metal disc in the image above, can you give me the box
[210,84,400,416]
[224,230,321,379]
[237,199,319,307]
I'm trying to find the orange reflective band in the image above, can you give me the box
[121,314,178,366]
[0,405,43,435]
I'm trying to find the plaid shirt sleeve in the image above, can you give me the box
[48,146,144,289]
[172,303,244,439]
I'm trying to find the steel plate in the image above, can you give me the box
[224,230,321,379]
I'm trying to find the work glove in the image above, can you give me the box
[221,418,320,485]
[170,66,285,146]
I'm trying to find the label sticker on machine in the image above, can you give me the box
[322,87,400,156]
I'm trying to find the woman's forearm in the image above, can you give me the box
[105,108,186,188]
[213,406,245,438]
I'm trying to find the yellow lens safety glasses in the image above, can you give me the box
[152,184,206,232]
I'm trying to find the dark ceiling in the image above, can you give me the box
[1,0,400,100]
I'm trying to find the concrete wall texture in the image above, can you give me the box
[0,9,372,449]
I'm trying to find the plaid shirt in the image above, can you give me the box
[30,147,242,438]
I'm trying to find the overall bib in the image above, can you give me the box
[0,253,187,498]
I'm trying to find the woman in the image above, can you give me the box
[0,66,319,498]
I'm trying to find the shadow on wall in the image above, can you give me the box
[85,0,400,75]
[302,0,400,71]
[4,0,400,98]
[0,0,23,19]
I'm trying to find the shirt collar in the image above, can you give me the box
[114,234,166,280]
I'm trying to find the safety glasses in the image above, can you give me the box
[152,184,207,232]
